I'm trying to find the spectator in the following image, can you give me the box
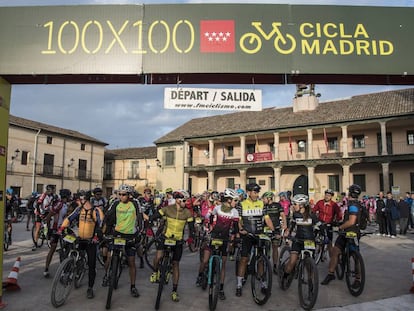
[397,197,410,235]
[385,192,398,238]
[376,192,387,236]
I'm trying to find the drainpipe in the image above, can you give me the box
[32,129,41,192]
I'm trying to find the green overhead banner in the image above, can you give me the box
[0,4,412,75]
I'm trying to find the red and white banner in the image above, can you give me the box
[246,152,273,162]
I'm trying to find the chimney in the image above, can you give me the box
[293,84,320,112]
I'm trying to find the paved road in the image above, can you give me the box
[2,221,414,310]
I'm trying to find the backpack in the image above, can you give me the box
[357,201,369,230]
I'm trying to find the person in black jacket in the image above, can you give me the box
[375,192,387,236]
[397,197,410,235]
[385,192,398,238]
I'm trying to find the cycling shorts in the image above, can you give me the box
[156,237,184,262]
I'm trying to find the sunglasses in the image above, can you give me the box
[232,199,239,202]
[119,193,129,197]
[179,199,187,203]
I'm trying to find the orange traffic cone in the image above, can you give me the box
[2,257,21,291]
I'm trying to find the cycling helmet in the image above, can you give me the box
[246,183,261,192]
[46,184,55,191]
[236,188,245,196]
[324,189,334,195]
[31,191,38,196]
[223,188,239,200]
[165,187,173,194]
[6,188,13,195]
[59,189,72,199]
[349,184,362,198]
[173,190,190,200]
[210,191,220,201]
[118,184,133,193]
[278,191,287,197]
[292,194,309,205]
[262,191,274,199]
[143,187,151,194]
[93,187,103,194]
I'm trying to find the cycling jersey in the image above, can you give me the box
[156,204,194,240]
[206,204,239,239]
[290,211,315,240]
[313,199,342,223]
[115,201,138,235]
[240,198,269,234]
[264,202,284,229]
[343,200,360,233]
[90,197,108,210]
[61,202,104,239]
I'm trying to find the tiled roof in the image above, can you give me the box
[105,146,157,160]
[9,115,108,145]
[155,88,414,144]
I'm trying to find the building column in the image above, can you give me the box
[341,125,348,158]
[307,166,315,191]
[273,167,281,193]
[183,141,189,167]
[273,132,279,161]
[207,170,215,190]
[183,172,189,190]
[382,162,390,191]
[380,121,388,155]
[240,135,246,164]
[208,139,214,165]
[307,129,313,159]
[239,169,246,189]
[342,164,350,192]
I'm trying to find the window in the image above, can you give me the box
[247,177,257,185]
[104,162,113,179]
[353,174,366,192]
[328,175,340,192]
[246,144,256,154]
[78,159,87,179]
[227,145,234,157]
[352,135,365,149]
[130,161,139,179]
[327,137,339,151]
[165,150,175,166]
[36,184,44,193]
[411,173,414,192]
[270,176,275,190]
[43,153,54,175]
[297,140,306,153]
[81,143,86,151]
[227,178,235,189]
[21,151,28,165]
[407,131,414,145]
[379,173,394,192]
[46,136,53,144]
[268,142,274,153]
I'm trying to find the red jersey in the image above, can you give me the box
[312,199,342,223]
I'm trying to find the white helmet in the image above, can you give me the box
[118,184,133,193]
[223,188,238,200]
[173,190,190,200]
[292,194,309,205]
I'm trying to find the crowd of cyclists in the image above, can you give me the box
[5,181,396,309]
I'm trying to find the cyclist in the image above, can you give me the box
[26,191,39,231]
[91,187,108,211]
[281,194,316,282]
[312,189,342,258]
[195,188,240,300]
[144,190,195,303]
[33,185,57,251]
[262,191,287,274]
[43,189,71,278]
[321,184,362,286]
[5,188,17,245]
[278,191,291,217]
[58,190,104,299]
[139,187,155,216]
[103,184,142,298]
[236,183,275,297]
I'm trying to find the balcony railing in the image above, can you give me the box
[35,164,63,177]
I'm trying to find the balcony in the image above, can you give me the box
[35,164,63,177]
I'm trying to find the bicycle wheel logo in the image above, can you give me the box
[240,22,296,55]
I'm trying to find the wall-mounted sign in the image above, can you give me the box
[164,87,262,111]
[246,152,273,162]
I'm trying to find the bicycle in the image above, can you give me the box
[188,215,205,253]
[335,230,366,297]
[3,220,11,251]
[235,232,272,305]
[50,233,88,307]
[155,236,177,310]
[143,221,163,271]
[32,219,51,248]
[278,237,319,311]
[314,222,331,265]
[207,237,225,311]
[105,234,135,310]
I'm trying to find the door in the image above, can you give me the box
[293,175,308,196]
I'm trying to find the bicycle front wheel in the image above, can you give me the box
[208,257,221,311]
[298,256,319,310]
[144,239,157,271]
[51,257,75,308]
[32,225,44,248]
[251,253,272,305]
[155,257,168,310]
[74,256,87,289]
[314,242,325,265]
[345,250,365,297]
[278,245,291,290]
[335,253,345,280]
[106,253,120,310]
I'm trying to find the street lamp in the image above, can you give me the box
[11,149,20,160]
